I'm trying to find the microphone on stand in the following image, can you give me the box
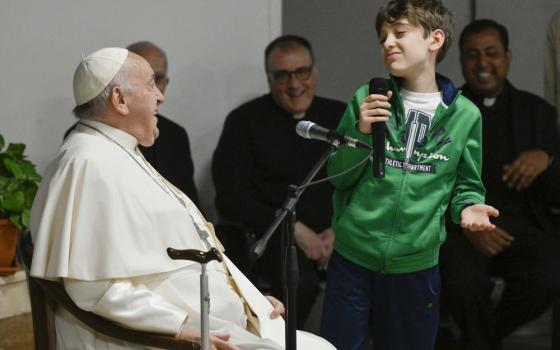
[369,78,389,178]
[296,121,372,150]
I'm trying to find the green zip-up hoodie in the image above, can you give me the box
[329,74,485,273]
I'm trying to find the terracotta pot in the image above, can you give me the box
[0,219,19,268]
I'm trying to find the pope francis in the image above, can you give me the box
[30,47,335,350]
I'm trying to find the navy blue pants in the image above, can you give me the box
[320,251,440,350]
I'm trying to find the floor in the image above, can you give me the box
[436,329,552,350]
[435,306,554,350]
[503,336,551,350]
[0,313,34,350]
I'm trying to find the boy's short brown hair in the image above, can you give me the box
[375,0,454,64]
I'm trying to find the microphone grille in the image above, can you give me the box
[295,121,314,139]
[369,78,389,95]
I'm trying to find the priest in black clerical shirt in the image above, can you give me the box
[439,19,560,350]
[212,35,346,328]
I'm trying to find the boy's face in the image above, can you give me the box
[460,28,511,98]
[378,17,438,78]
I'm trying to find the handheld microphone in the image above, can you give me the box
[296,121,372,150]
[369,78,389,178]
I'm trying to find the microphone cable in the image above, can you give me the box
[294,147,373,192]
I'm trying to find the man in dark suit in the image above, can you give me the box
[439,19,560,350]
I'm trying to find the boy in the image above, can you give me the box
[320,1,499,349]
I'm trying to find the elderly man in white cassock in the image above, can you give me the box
[29,48,335,350]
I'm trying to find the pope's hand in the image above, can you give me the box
[177,327,240,350]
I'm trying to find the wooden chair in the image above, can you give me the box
[16,230,196,350]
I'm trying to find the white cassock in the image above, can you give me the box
[30,119,335,350]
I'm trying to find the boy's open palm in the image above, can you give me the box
[460,204,499,231]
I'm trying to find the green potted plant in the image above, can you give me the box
[0,133,41,274]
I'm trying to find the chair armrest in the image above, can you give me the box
[18,229,196,350]
[36,278,196,349]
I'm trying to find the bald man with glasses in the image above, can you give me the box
[212,35,346,330]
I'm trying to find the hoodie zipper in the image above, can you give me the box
[381,88,458,271]
[426,92,461,139]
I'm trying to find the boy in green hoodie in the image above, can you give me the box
[320,1,499,349]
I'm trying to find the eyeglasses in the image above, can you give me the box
[269,65,313,84]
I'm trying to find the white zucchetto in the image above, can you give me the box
[73,47,129,105]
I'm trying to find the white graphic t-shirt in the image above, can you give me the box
[400,88,442,163]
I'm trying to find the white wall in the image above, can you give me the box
[282,0,470,102]
[283,0,559,102]
[0,0,281,219]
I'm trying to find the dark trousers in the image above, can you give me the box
[440,225,560,350]
[320,251,440,350]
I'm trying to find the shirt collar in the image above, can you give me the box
[77,118,139,150]
[390,73,459,107]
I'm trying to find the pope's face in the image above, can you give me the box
[122,54,165,146]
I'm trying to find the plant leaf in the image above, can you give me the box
[24,185,38,207]
[9,215,23,231]
[3,191,24,211]
[28,172,42,182]
[6,143,25,157]
[21,208,30,229]
[18,160,41,182]
[0,176,8,191]
[3,158,25,179]
[3,157,41,182]
[0,156,8,177]
[0,137,40,228]
[3,178,20,193]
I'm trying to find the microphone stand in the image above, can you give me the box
[250,145,335,350]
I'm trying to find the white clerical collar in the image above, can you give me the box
[78,119,138,150]
[292,112,305,120]
[483,97,496,107]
